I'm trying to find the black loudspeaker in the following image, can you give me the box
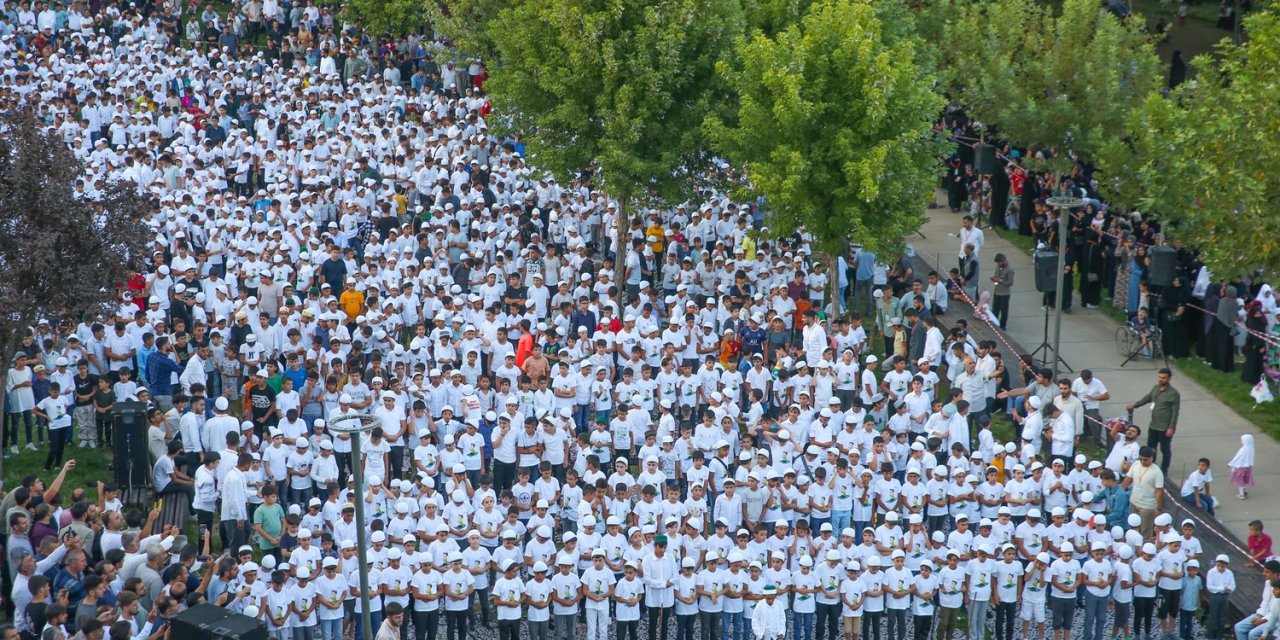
[112,401,150,487]
[171,604,267,640]
[1034,251,1059,293]
[1148,245,1177,288]
[975,144,997,175]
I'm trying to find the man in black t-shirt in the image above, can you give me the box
[71,360,99,449]
[247,370,278,438]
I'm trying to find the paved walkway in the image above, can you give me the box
[908,205,1276,543]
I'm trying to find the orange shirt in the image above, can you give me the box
[339,289,365,323]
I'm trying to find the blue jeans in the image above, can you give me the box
[793,611,815,640]
[1187,492,1216,516]
[1234,617,1265,640]
[832,510,851,534]
[967,599,989,640]
[722,610,745,640]
[354,611,383,640]
[319,618,342,640]
[1180,610,1198,640]
[1083,592,1108,640]
[810,516,830,532]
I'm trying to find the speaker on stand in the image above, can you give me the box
[112,401,151,506]
[1148,245,1178,288]
[1029,249,1072,372]
[974,144,997,175]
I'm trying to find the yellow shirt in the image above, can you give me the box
[339,289,365,323]
[646,225,665,253]
[742,235,758,261]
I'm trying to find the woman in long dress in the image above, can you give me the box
[1124,244,1147,318]
[1241,301,1268,384]
[1112,237,1134,313]
[1209,285,1239,372]
[1162,276,1191,359]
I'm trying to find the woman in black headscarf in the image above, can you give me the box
[1209,285,1239,372]
[1168,51,1188,90]
[1198,281,1222,360]
[1161,276,1191,358]
[1242,301,1268,384]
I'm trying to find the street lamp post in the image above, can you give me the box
[1045,195,1084,378]
[328,414,381,640]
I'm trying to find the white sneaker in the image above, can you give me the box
[25,442,38,451]
[8,445,17,455]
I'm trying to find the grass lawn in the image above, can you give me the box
[989,226,1280,442]
[2,441,114,503]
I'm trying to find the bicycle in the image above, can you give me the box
[1116,321,1166,367]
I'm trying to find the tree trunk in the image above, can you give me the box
[613,197,628,297]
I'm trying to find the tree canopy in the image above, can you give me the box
[706,0,946,263]
[484,0,744,274]
[940,0,1161,170]
[0,112,151,475]
[1111,11,1280,275]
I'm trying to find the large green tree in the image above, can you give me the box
[706,0,946,302]
[342,0,429,36]
[1110,11,1280,274]
[484,0,744,278]
[0,113,151,478]
[939,0,1161,173]
[425,0,517,60]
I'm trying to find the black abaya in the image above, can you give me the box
[1210,286,1240,372]
[1242,313,1267,384]
[1209,322,1235,372]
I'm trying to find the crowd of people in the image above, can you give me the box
[0,5,1277,640]
[939,118,1280,394]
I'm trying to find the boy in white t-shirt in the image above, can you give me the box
[34,382,72,470]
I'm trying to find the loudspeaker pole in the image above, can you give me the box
[1047,196,1084,378]
[330,414,381,640]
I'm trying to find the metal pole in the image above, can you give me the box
[350,433,373,640]
[1052,203,1067,379]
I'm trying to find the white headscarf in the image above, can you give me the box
[1228,434,1255,469]
[1256,285,1277,315]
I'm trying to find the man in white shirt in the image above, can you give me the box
[220,452,252,552]
[958,216,985,261]
[644,536,678,640]
[801,310,828,369]
[1070,370,1110,447]
[1232,559,1279,640]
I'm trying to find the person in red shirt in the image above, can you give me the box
[515,319,536,368]
[1248,520,1274,567]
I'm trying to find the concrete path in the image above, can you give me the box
[908,206,1275,542]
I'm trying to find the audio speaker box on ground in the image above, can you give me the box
[171,603,267,640]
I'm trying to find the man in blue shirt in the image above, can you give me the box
[144,336,187,413]
[854,247,877,315]
[1097,469,1130,529]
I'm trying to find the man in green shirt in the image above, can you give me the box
[1125,368,1181,474]
[253,483,285,560]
